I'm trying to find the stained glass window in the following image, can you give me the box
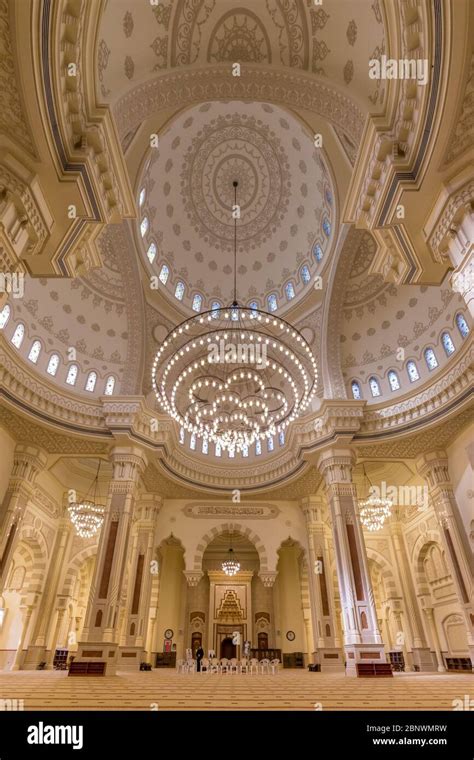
[351,380,362,399]
[0,304,10,329]
[231,307,239,321]
[85,371,97,392]
[285,281,295,300]
[28,340,42,364]
[441,332,455,356]
[190,433,196,450]
[279,430,285,446]
[267,436,274,452]
[406,360,419,382]
[179,427,185,445]
[456,312,470,338]
[104,376,115,395]
[424,348,438,371]
[267,294,278,312]
[228,448,235,458]
[192,294,202,312]
[159,264,169,285]
[202,438,208,454]
[313,243,323,262]
[46,353,60,376]
[301,265,311,284]
[66,364,78,386]
[211,301,221,318]
[255,439,262,456]
[249,301,258,317]
[322,219,331,237]
[11,323,25,348]
[369,376,381,397]
[242,444,249,457]
[146,242,156,263]
[139,188,146,207]
[174,281,185,300]
[388,370,400,391]
[140,217,149,237]
[215,441,222,457]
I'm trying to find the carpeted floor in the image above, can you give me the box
[0,669,472,711]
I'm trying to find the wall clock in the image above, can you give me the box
[286,630,295,641]
[164,628,174,639]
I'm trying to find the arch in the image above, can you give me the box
[11,527,48,594]
[365,548,399,600]
[192,523,268,572]
[61,546,98,597]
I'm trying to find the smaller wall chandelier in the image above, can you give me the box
[68,461,105,539]
[358,465,392,532]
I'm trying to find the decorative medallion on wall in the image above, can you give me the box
[286,630,295,641]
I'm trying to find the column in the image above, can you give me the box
[23,511,74,668]
[10,602,35,671]
[76,446,147,675]
[0,445,47,591]
[301,496,344,671]
[154,536,185,659]
[417,451,474,668]
[277,542,306,657]
[422,604,446,672]
[388,518,436,670]
[317,448,386,675]
[120,495,161,669]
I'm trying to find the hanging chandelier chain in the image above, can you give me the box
[233,180,238,306]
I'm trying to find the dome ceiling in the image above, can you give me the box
[138,101,334,313]
[97,0,386,113]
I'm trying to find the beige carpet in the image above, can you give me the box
[0,669,472,711]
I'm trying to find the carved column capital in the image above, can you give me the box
[183,571,203,587]
[259,571,278,588]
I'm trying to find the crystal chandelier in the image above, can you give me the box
[358,465,392,532]
[222,543,240,576]
[152,181,318,454]
[68,461,105,539]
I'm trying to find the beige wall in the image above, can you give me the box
[447,423,474,546]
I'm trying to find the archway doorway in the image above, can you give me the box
[220,637,236,659]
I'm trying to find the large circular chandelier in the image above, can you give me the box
[152,181,318,454]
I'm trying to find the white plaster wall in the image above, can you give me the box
[0,426,15,505]
[156,499,309,572]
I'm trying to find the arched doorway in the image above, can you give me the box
[220,637,236,659]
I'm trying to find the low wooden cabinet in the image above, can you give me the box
[68,661,106,676]
[357,663,393,677]
[155,652,176,668]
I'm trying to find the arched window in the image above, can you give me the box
[190,433,196,450]
[85,371,97,392]
[388,370,400,391]
[192,294,202,312]
[215,441,222,457]
[0,304,10,329]
[66,364,78,386]
[179,427,185,445]
[202,438,208,454]
[139,188,146,207]
[242,444,249,457]
[11,323,25,348]
[300,265,311,284]
[27,340,42,364]
[441,332,455,356]
[285,281,295,300]
[231,306,239,321]
[267,436,274,452]
[322,218,331,237]
[104,376,115,395]
[140,217,149,237]
[228,448,235,458]
[146,242,156,263]
[46,353,60,376]
[255,439,262,456]
[368,376,381,397]
[267,294,278,312]
[157,264,168,285]
[174,281,185,301]
[249,301,258,316]
[313,243,323,262]
[279,430,285,446]
[211,301,221,319]
[424,348,438,371]
[406,360,419,382]
[456,312,470,338]
[351,380,362,399]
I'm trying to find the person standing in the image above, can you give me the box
[196,644,204,672]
